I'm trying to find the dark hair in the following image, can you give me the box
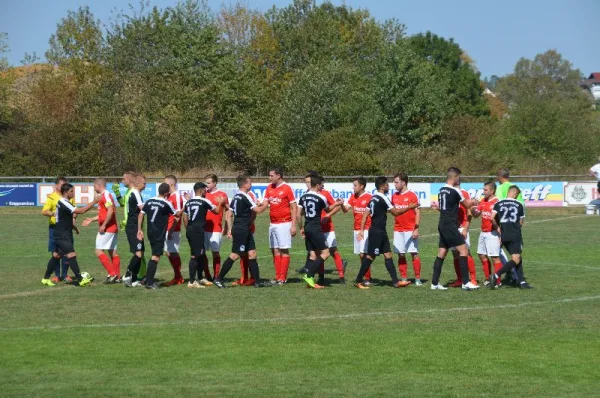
[354,177,367,187]
[394,172,408,184]
[236,174,250,188]
[497,168,510,179]
[508,185,521,195]
[193,182,207,192]
[270,168,283,178]
[447,166,462,176]
[164,174,178,184]
[309,175,322,188]
[484,179,497,193]
[205,174,218,183]
[55,176,68,185]
[158,183,170,196]
[60,183,73,194]
[375,176,388,190]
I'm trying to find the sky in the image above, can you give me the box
[1,0,598,78]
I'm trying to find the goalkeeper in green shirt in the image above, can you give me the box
[112,172,147,279]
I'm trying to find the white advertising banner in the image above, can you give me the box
[564,182,599,205]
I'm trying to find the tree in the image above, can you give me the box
[408,31,489,117]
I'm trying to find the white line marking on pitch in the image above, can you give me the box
[1,295,599,332]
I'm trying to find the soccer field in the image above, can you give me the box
[0,207,598,397]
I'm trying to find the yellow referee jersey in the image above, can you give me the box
[42,192,76,225]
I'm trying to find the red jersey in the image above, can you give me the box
[392,190,419,232]
[205,190,228,233]
[347,192,372,230]
[477,196,498,232]
[458,189,470,227]
[167,191,184,232]
[319,189,335,233]
[265,182,296,224]
[98,191,118,233]
[248,191,257,233]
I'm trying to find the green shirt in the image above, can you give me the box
[122,188,133,222]
[496,181,524,204]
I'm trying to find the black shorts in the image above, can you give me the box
[502,240,523,255]
[149,239,164,257]
[186,230,205,258]
[232,229,255,254]
[126,228,145,254]
[438,224,465,249]
[304,225,327,252]
[54,235,74,255]
[367,229,391,256]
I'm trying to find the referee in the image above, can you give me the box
[41,177,73,283]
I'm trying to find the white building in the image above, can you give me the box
[582,73,600,100]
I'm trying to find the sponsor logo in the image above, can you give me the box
[374,248,380,255]
[240,245,246,252]
[0,188,16,197]
[570,186,587,201]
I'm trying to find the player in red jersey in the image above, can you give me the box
[302,173,346,284]
[162,175,185,286]
[448,183,478,287]
[82,178,121,283]
[391,173,422,286]
[471,180,502,286]
[264,168,297,284]
[202,174,229,282]
[341,177,374,285]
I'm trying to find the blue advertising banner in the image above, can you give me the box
[0,183,37,206]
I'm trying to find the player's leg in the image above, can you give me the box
[431,228,450,290]
[107,232,121,281]
[145,254,162,290]
[455,244,477,289]
[393,231,408,281]
[215,231,244,287]
[269,224,282,282]
[477,233,491,285]
[449,250,462,287]
[96,232,115,282]
[42,251,62,286]
[164,232,184,286]
[355,231,379,288]
[326,232,345,282]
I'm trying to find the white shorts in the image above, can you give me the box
[164,232,180,253]
[451,228,470,251]
[477,231,501,257]
[96,232,118,251]
[204,232,223,252]
[393,231,419,254]
[324,232,337,248]
[269,222,293,249]
[353,230,369,254]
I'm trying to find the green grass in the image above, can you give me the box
[0,207,599,397]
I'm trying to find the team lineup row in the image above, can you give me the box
[40,167,532,290]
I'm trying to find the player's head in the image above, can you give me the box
[446,167,462,186]
[54,176,68,191]
[122,171,135,187]
[309,175,323,191]
[269,168,284,185]
[305,170,320,190]
[353,177,366,195]
[394,172,408,191]
[134,174,146,191]
[158,182,170,198]
[236,174,252,191]
[60,183,74,199]
[164,175,177,193]
[483,180,496,199]
[193,182,207,196]
[375,176,389,193]
[497,168,510,183]
[507,185,521,199]
[93,178,106,194]
[205,174,218,191]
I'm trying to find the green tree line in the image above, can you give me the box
[0,0,598,176]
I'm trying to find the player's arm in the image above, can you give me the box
[412,205,421,239]
[290,201,298,237]
[82,215,99,227]
[73,197,99,215]
[182,211,189,229]
[41,198,54,217]
[389,202,418,216]
[324,199,343,214]
[358,210,368,240]
[251,200,269,214]
[112,184,125,207]
[491,210,500,234]
[340,201,352,213]
[296,203,305,233]
[137,211,145,240]
[98,204,114,233]
[462,197,478,208]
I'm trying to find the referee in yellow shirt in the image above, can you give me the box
[41,177,76,282]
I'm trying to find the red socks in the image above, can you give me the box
[112,255,121,276]
[398,257,408,279]
[202,256,211,279]
[240,256,249,282]
[168,256,183,280]
[98,253,113,276]
[365,267,372,280]
[413,257,421,279]
[481,258,491,280]
[468,255,477,284]
[273,255,282,281]
[453,257,461,280]
[493,260,502,285]
[280,256,290,281]
[333,252,344,278]
[213,254,221,278]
